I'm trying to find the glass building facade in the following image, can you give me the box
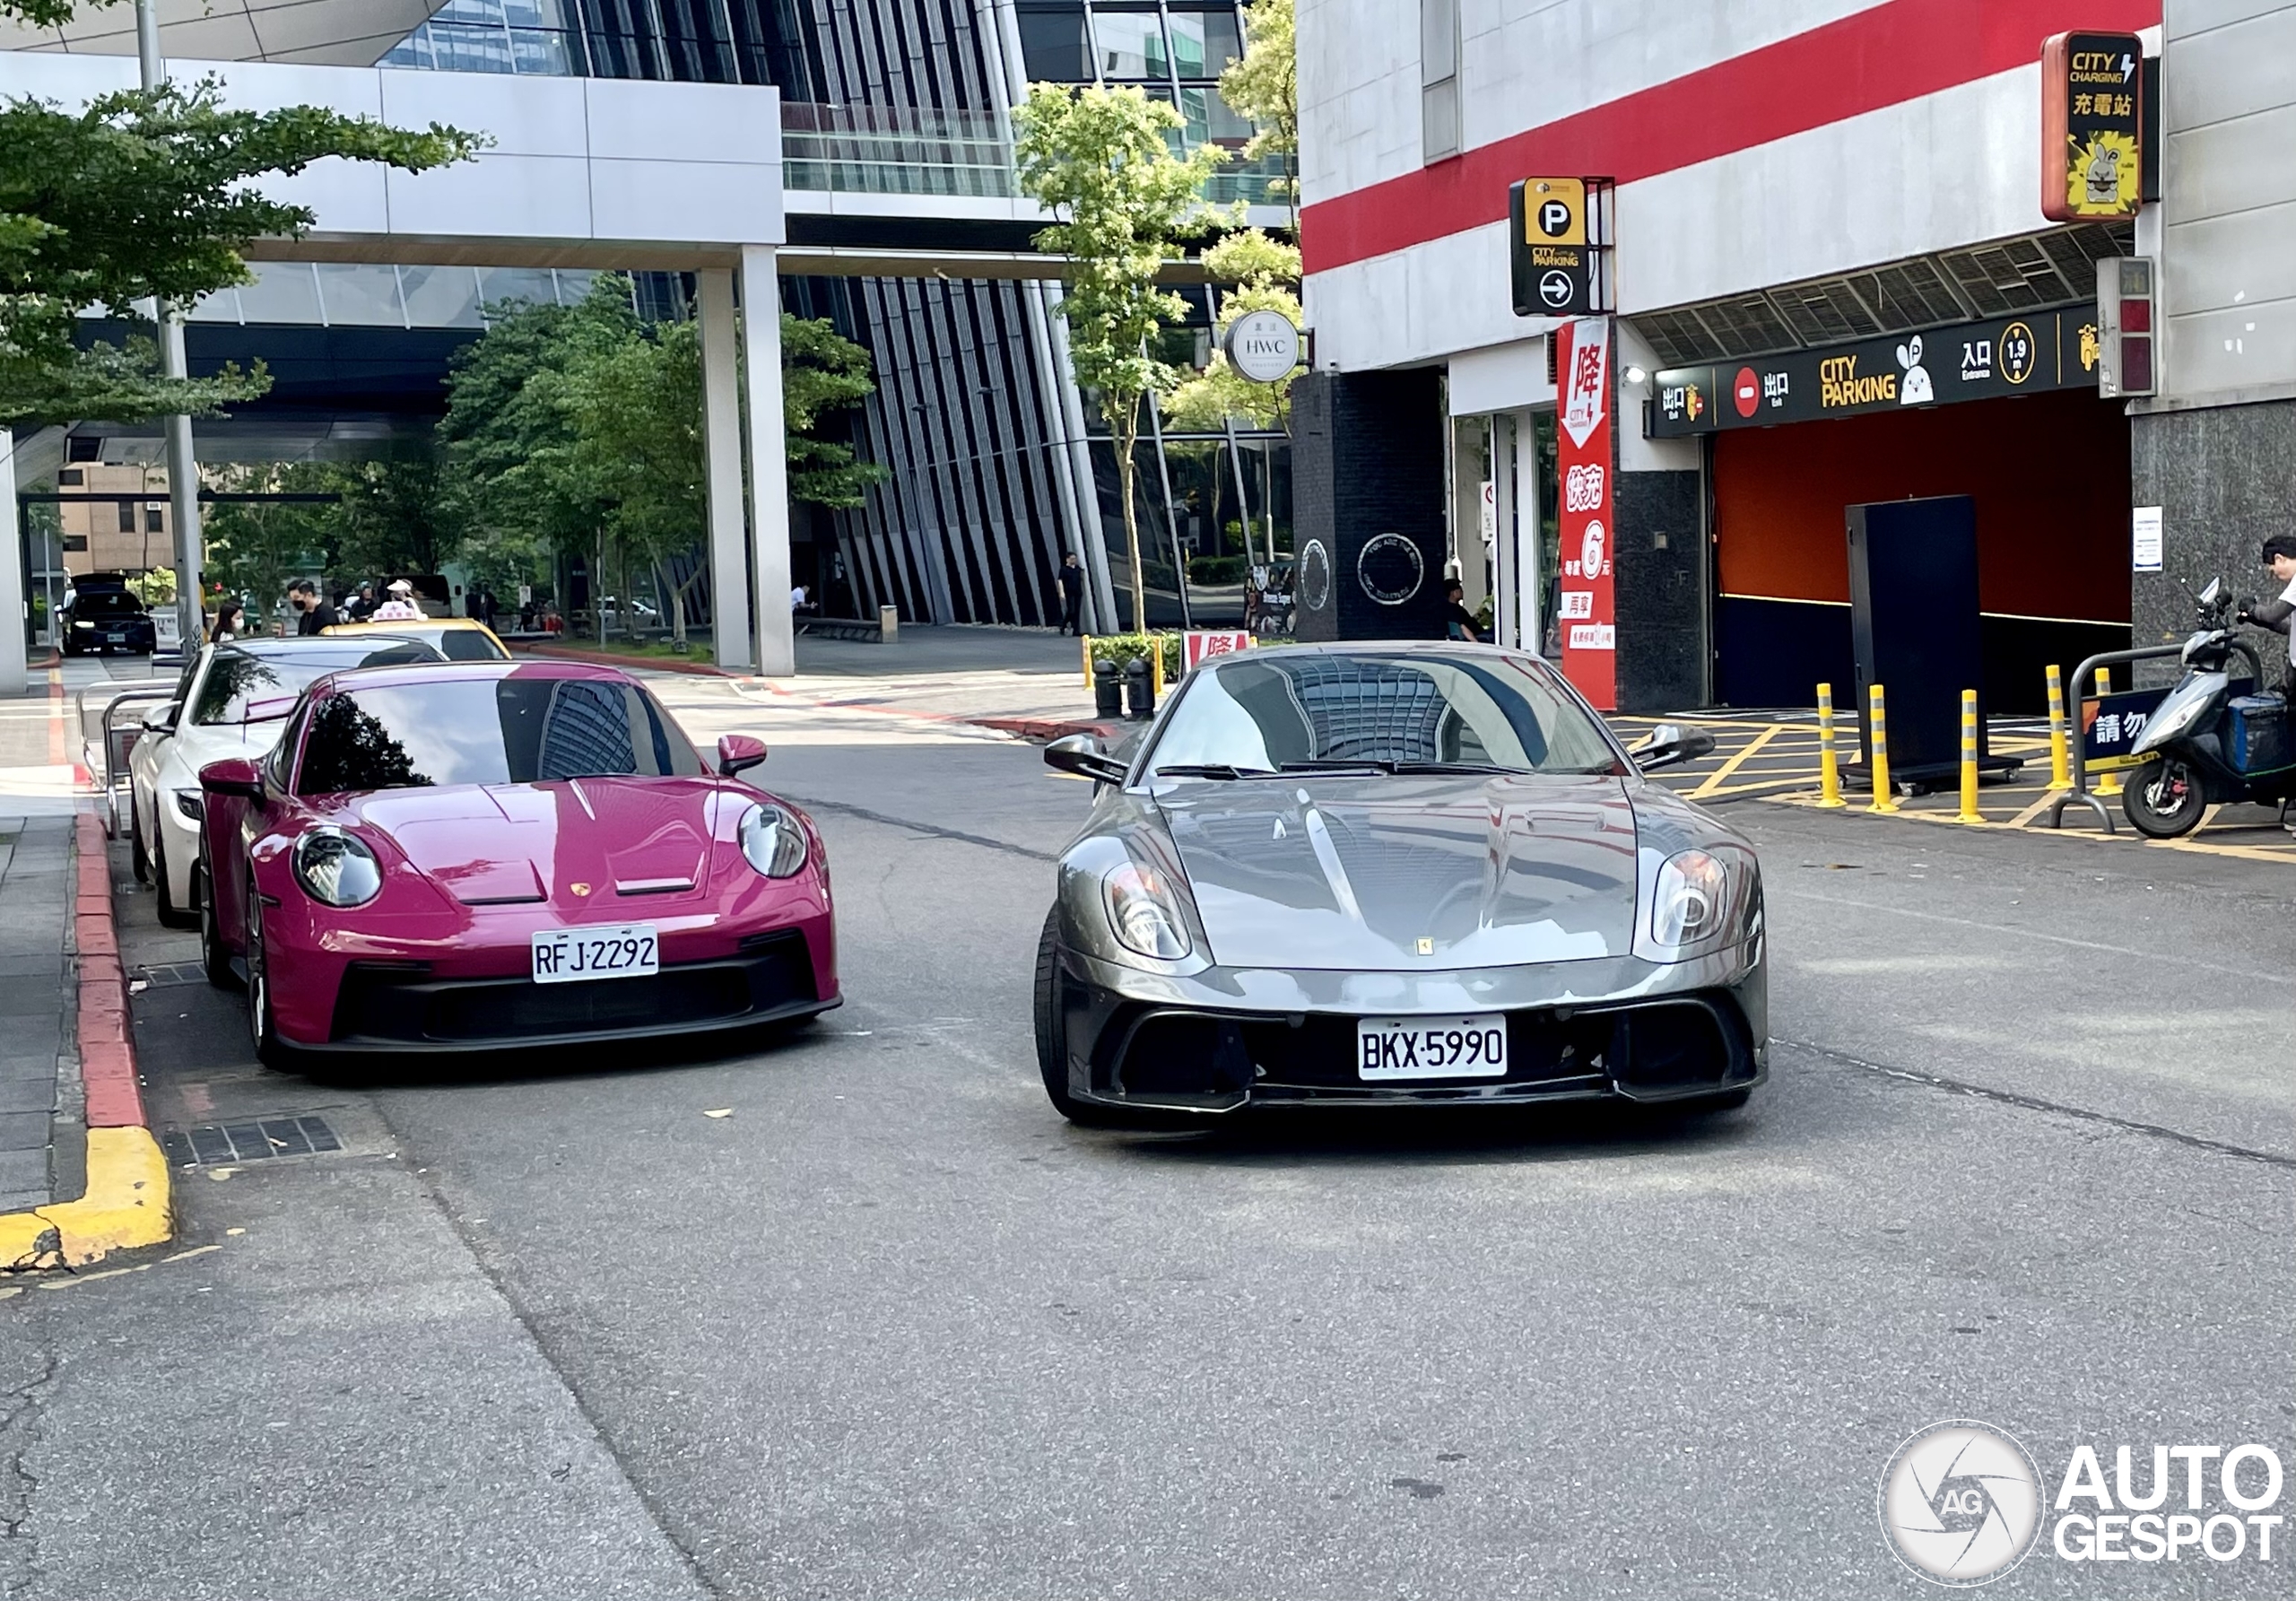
[373,0,1291,629]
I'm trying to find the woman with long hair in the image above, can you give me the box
[208,599,246,644]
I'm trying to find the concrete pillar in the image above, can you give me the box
[1491,413,1518,649]
[1450,414,1489,616]
[696,268,753,674]
[740,245,794,677]
[0,429,23,697]
[1513,407,1543,656]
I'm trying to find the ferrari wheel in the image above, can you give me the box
[243,876,293,1070]
[1034,908,1131,1128]
[196,860,235,990]
[2124,758,2205,840]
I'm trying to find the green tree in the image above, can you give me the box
[200,463,341,609]
[201,457,463,610]
[563,317,707,647]
[0,79,477,422]
[782,314,888,509]
[1220,0,1298,223]
[1162,229,1301,434]
[1014,83,1224,629]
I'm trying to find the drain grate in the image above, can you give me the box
[135,962,210,990]
[161,1114,341,1167]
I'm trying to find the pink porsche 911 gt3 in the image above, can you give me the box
[195,659,838,1064]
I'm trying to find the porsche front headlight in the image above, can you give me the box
[1103,860,1191,960]
[739,804,810,878]
[1651,848,1727,948]
[292,827,382,908]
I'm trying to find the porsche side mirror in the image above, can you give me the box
[718,734,768,777]
[143,700,180,735]
[200,756,263,799]
[1631,723,1717,773]
[1044,733,1127,785]
[240,696,296,725]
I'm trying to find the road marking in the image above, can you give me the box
[1686,727,1782,798]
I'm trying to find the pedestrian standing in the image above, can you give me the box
[1057,552,1086,635]
[209,600,246,643]
[288,580,339,635]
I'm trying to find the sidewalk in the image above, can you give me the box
[0,815,74,1213]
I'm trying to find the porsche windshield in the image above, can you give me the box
[296,676,701,795]
[1148,651,1622,777]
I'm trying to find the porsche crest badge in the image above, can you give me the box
[570,882,592,897]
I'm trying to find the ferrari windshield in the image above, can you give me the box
[1148,651,1622,777]
[190,642,440,726]
[297,675,701,795]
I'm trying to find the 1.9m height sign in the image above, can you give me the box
[1555,318,1614,710]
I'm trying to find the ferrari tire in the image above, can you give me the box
[152,830,196,929]
[196,859,235,989]
[1034,907,1143,1128]
[2124,758,2205,840]
[243,876,296,1071]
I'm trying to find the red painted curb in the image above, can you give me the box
[72,817,147,1132]
[970,716,1126,744]
[508,641,732,677]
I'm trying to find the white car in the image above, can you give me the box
[128,634,445,926]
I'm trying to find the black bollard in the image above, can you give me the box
[1093,657,1123,718]
[1124,657,1154,720]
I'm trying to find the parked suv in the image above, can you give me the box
[60,574,156,657]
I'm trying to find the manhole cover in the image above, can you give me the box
[161,1114,341,1167]
[135,962,209,990]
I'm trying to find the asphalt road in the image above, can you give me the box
[2,677,2290,1600]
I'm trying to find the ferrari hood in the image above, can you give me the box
[331,778,728,909]
[1158,773,1639,970]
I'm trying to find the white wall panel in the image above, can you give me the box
[379,69,589,157]
[385,154,594,239]
[590,159,782,247]
[584,78,781,165]
[2161,4,2296,128]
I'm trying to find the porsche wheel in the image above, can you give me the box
[196,860,235,990]
[243,876,293,1070]
[2124,759,2205,840]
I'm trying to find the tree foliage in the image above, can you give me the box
[1221,0,1297,214]
[439,275,883,641]
[1014,83,1224,629]
[201,457,462,609]
[1,0,117,23]
[1163,230,1301,433]
[0,79,477,423]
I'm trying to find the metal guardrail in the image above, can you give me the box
[75,678,178,840]
[2039,641,2262,832]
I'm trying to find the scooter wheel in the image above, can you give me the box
[2123,758,2206,840]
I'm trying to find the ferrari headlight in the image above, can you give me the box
[172,789,204,822]
[1651,848,1726,947]
[739,804,809,878]
[291,827,382,908]
[1104,860,1190,960]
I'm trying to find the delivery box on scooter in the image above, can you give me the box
[2226,693,2292,776]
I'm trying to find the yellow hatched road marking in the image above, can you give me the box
[1687,725,1782,798]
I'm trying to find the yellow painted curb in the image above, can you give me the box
[0,1127,173,1272]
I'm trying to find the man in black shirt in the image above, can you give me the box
[1056,552,1086,635]
[289,579,339,635]
[1443,579,1482,642]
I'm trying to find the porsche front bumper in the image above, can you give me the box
[1047,942,1767,1115]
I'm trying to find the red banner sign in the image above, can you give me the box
[1555,318,1615,709]
[1184,630,1252,669]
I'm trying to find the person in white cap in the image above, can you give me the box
[370,579,425,622]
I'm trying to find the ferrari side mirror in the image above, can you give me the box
[718,734,768,777]
[1044,733,1128,786]
[1631,723,1717,773]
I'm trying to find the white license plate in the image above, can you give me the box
[105,633,125,643]
[531,923,658,984]
[1357,1014,1509,1081]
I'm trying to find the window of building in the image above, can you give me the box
[1422,0,1460,162]
[145,507,165,534]
[57,469,82,487]
[1091,8,1169,81]
[115,500,135,535]
[1166,10,1241,80]
[61,535,86,553]
[1018,6,1091,81]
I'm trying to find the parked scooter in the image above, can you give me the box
[2122,578,2296,838]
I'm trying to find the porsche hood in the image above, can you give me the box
[1159,774,1640,970]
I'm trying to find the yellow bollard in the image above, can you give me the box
[2094,666,2123,796]
[2045,663,2071,789]
[1867,683,1900,814]
[1081,633,1093,691]
[1814,683,1846,807]
[1152,639,1165,702]
[1957,689,1983,823]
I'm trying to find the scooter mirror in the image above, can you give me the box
[2199,577,2222,606]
